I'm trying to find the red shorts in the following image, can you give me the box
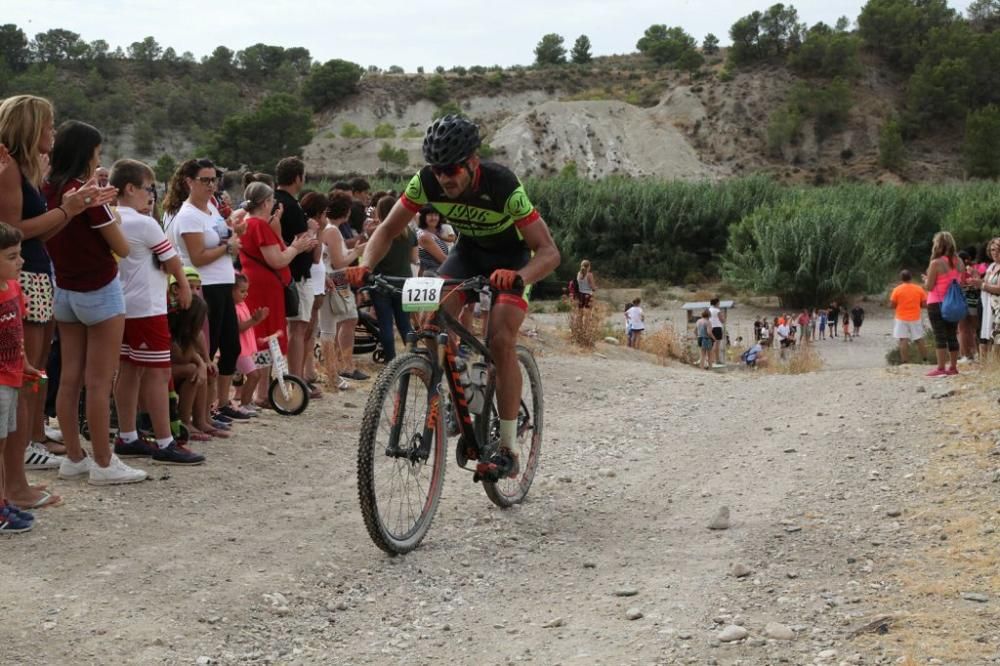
[120,315,171,368]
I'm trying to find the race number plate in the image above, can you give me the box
[401,277,445,312]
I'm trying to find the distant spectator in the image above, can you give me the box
[753,318,763,342]
[850,304,864,336]
[416,205,449,277]
[775,317,791,357]
[300,191,330,388]
[970,238,1000,357]
[695,308,714,369]
[708,297,725,367]
[797,309,811,342]
[348,177,371,235]
[842,308,851,340]
[923,231,964,377]
[817,308,827,340]
[95,166,109,188]
[625,298,645,348]
[573,259,596,308]
[321,192,368,386]
[828,301,840,337]
[890,269,927,364]
[369,195,415,362]
[273,157,320,390]
[957,249,980,363]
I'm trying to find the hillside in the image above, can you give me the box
[301,54,960,185]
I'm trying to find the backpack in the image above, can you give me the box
[941,277,968,322]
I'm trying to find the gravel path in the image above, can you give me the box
[3,304,997,665]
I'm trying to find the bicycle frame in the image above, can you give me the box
[370,276,495,466]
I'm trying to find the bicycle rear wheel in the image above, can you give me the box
[475,345,543,508]
[357,353,445,554]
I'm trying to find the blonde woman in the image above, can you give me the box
[923,231,964,377]
[0,96,114,505]
[576,259,596,308]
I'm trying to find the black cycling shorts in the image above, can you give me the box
[438,241,532,310]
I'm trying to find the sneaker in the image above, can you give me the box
[113,436,158,458]
[0,509,32,533]
[711,363,725,369]
[476,447,520,481]
[44,423,64,443]
[212,411,234,424]
[219,404,251,421]
[24,442,63,470]
[346,369,370,381]
[152,441,206,466]
[58,454,94,480]
[236,405,258,418]
[945,367,959,376]
[337,378,350,391]
[88,455,148,486]
[2,502,33,523]
[926,368,948,378]
[210,418,231,430]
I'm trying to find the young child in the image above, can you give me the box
[233,274,268,414]
[842,308,851,341]
[110,159,203,466]
[0,222,43,532]
[169,295,212,439]
[695,309,714,369]
[625,298,645,348]
[818,308,827,340]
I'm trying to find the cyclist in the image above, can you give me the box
[347,115,560,478]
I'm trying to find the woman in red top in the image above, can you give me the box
[43,121,146,486]
[237,182,316,401]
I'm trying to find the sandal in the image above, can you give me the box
[202,427,230,439]
[20,491,63,509]
[188,429,213,442]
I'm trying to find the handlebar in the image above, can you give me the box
[363,273,524,295]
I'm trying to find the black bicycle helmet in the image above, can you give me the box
[422,115,481,166]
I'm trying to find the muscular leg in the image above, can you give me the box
[487,303,525,422]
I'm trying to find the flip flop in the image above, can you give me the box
[188,431,213,442]
[202,428,230,439]
[22,491,63,509]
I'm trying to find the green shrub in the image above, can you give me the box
[879,117,906,171]
[340,122,369,139]
[885,329,936,365]
[964,104,1000,178]
[373,122,396,138]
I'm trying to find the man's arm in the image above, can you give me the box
[359,200,416,270]
[515,216,561,285]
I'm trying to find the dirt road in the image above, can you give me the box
[3,305,997,665]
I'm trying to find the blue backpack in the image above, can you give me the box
[941,276,968,323]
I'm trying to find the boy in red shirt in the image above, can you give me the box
[0,222,43,532]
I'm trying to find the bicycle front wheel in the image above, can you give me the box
[357,353,445,554]
[475,345,544,508]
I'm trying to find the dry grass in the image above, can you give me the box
[644,325,694,365]
[861,377,1000,663]
[567,301,609,348]
[758,343,823,374]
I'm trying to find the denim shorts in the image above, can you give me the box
[53,277,126,326]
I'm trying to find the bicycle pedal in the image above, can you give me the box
[473,461,501,484]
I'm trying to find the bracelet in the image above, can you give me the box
[56,206,68,221]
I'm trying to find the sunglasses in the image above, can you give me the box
[430,162,466,177]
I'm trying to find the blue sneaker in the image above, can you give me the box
[2,502,33,523]
[0,506,33,533]
[113,436,158,458]
[152,441,206,466]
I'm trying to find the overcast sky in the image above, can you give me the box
[2,0,976,71]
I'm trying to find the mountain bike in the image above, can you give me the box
[356,274,544,555]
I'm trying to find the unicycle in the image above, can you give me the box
[264,334,309,416]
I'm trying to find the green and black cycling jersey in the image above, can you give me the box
[400,161,541,253]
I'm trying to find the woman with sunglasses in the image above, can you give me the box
[165,159,247,429]
[43,120,148,485]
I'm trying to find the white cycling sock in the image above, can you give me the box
[499,419,517,451]
[156,437,174,449]
[119,430,139,443]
